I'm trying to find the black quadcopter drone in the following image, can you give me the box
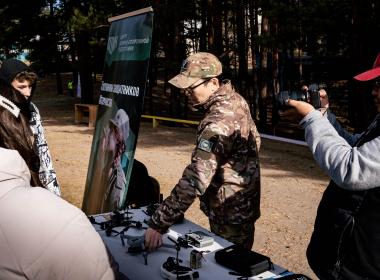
[89,210,200,279]
[88,209,145,237]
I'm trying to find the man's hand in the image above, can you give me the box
[319,89,329,108]
[284,99,315,120]
[144,227,163,251]
[281,88,329,121]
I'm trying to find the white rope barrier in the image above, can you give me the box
[260,133,308,146]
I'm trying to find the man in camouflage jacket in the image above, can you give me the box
[145,52,261,250]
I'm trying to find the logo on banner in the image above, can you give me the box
[107,36,118,55]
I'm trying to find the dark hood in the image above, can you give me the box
[0,59,36,112]
[0,59,31,85]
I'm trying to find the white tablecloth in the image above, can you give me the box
[93,208,290,280]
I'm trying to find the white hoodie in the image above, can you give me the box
[0,148,122,280]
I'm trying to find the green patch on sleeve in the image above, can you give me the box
[194,130,218,160]
[198,138,214,152]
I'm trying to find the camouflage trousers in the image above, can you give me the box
[209,220,255,249]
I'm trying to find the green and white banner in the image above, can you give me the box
[82,8,153,215]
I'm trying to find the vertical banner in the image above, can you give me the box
[82,7,153,215]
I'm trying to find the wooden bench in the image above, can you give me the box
[141,115,199,128]
[74,104,98,127]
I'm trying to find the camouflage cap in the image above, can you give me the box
[169,52,222,89]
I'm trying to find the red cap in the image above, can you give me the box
[354,53,380,81]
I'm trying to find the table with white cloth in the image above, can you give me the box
[92,208,291,280]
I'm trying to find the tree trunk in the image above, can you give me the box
[75,31,94,104]
[55,59,63,95]
[258,15,269,130]
[48,0,63,96]
[199,0,208,51]
[248,0,259,119]
[236,0,247,94]
[209,0,223,55]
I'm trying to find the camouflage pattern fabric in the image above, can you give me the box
[210,220,255,249]
[148,81,261,236]
[169,52,223,89]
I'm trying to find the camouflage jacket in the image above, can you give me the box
[148,81,261,233]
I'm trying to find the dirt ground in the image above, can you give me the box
[35,76,329,279]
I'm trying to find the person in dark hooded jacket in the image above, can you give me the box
[0,59,60,196]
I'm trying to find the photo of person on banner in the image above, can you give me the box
[101,109,131,211]
[83,108,135,214]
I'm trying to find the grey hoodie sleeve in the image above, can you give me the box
[325,110,362,145]
[300,110,380,191]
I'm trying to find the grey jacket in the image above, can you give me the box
[0,148,121,280]
[300,110,380,191]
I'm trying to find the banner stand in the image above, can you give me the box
[108,7,153,22]
[82,7,153,215]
